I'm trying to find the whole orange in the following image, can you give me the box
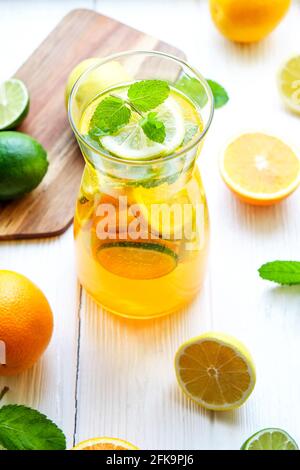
[209,0,291,43]
[0,270,53,376]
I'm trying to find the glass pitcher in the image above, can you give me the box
[69,51,213,319]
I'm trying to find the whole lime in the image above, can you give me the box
[0,131,48,201]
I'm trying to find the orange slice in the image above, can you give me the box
[220,133,300,205]
[73,437,138,450]
[175,332,256,411]
[97,241,178,280]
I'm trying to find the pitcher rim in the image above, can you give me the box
[68,50,214,166]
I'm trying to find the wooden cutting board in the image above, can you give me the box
[0,8,185,240]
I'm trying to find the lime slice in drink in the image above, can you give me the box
[241,428,298,450]
[97,241,178,280]
[0,79,29,130]
[100,97,185,160]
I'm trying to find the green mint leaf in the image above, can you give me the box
[128,80,170,112]
[175,75,229,109]
[88,126,109,140]
[90,96,131,133]
[140,112,166,143]
[175,76,208,108]
[207,79,229,109]
[258,261,300,285]
[0,405,66,450]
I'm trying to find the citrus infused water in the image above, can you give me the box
[70,52,213,319]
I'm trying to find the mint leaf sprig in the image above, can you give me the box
[0,403,66,450]
[90,95,131,135]
[258,261,300,285]
[127,79,170,112]
[89,79,170,144]
[175,75,229,109]
[140,112,166,144]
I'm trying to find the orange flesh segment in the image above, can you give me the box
[73,437,138,450]
[223,133,300,198]
[81,443,129,450]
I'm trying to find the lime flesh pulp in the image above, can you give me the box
[0,79,29,130]
[241,428,298,450]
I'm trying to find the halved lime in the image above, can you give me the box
[0,79,29,130]
[100,97,185,160]
[241,428,298,450]
[97,241,178,280]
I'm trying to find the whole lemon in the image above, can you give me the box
[65,57,99,108]
[65,58,131,109]
[209,0,291,43]
[0,270,53,376]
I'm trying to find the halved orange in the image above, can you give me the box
[220,133,300,205]
[97,241,178,280]
[73,437,138,450]
[175,332,256,411]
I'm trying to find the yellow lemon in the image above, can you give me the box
[65,58,130,108]
[209,0,291,43]
[175,332,256,411]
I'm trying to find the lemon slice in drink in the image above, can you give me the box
[0,79,29,130]
[133,186,195,240]
[278,55,300,114]
[101,97,185,160]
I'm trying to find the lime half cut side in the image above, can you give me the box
[0,79,29,130]
[100,96,185,160]
[241,428,299,450]
[97,241,178,280]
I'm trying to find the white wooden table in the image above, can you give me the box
[1,0,300,451]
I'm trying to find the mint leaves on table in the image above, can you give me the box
[140,112,166,143]
[0,404,66,450]
[89,79,170,144]
[258,261,300,285]
[175,75,229,109]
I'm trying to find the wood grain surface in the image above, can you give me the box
[0,8,185,240]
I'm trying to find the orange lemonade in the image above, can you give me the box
[69,52,213,319]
